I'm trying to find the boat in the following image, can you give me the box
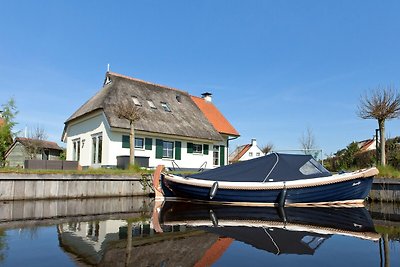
[153,153,379,206]
[153,201,381,255]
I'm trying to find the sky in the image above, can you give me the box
[1,0,400,157]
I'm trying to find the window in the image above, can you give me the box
[135,138,144,149]
[213,145,219,166]
[193,144,203,154]
[122,136,145,149]
[249,152,253,157]
[299,159,329,175]
[161,102,171,112]
[92,134,103,165]
[256,152,260,156]
[72,139,81,161]
[176,95,182,103]
[147,100,156,109]
[132,96,141,106]
[163,141,174,158]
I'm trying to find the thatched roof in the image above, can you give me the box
[64,72,223,141]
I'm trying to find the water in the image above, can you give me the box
[0,198,398,266]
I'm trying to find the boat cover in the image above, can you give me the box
[189,153,331,182]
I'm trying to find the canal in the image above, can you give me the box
[0,197,398,266]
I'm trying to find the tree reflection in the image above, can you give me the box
[0,229,8,263]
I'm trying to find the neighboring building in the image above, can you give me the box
[229,138,264,163]
[62,72,239,170]
[4,137,63,167]
[357,137,377,152]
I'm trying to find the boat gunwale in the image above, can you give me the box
[162,167,378,190]
[161,219,381,241]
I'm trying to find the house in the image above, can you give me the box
[357,137,377,152]
[229,138,264,163]
[4,137,63,167]
[62,72,240,170]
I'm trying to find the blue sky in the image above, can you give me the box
[1,1,400,156]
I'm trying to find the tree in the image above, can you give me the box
[261,143,274,154]
[0,98,18,166]
[299,127,316,154]
[358,87,400,166]
[24,125,48,159]
[112,99,143,165]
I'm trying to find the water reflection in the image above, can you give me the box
[1,198,400,266]
[156,201,380,254]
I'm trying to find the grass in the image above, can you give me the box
[376,165,400,179]
[0,164,153,176]
[374,225,400,239]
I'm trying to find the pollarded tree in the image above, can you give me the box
[112,99,143,165]
[24,125,49,159]
[358,87,400,166]
[299,127,317,154]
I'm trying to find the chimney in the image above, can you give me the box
[201,92,212,102]
[251,138,257,146]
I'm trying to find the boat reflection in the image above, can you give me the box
[155,200,381,255]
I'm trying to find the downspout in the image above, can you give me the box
[227,136,239,164]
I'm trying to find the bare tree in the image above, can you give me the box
[25,125,48,159]
[299,127,316,154]
[261,143,274,154]
[112,99,143,165]
[358,87,400,166]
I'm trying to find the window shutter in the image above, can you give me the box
[220,145,225,166]
[175,141,181,160]
[156,139,163,159]
[187,142,193,153]
[203,144,209,155]
[145,138,152,150]
[122,135,130,148]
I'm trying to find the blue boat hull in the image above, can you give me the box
[161,175,374,205]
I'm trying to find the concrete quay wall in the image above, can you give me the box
[0,173,153,201]
[369,178,400,202]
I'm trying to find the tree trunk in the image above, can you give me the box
[383,233,390,267]
[379,119,386,166]
[125,221,132,266]
[130,122,135,166]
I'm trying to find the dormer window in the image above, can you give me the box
[161,102,171,112]
[147,100,157,109]
[132,96,141,106]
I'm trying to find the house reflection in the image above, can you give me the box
[57,219,230,266]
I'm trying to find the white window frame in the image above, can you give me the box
[147,100,156,109]
[213,145,219,166]
[72,138,81,161]
[132,96,141,106]
[163,141,174,159]
[92,133,103,165]
[135,137,144,149]
[161,102,171,112]
[192,143,203,154]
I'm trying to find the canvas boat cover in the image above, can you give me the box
[189,153,331,183]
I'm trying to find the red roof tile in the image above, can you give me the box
[191,96,239,137]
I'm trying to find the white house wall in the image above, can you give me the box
[240,145,264,161]
[65,112,111,167]
[65,111,229,169]
[110,130,229,170]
